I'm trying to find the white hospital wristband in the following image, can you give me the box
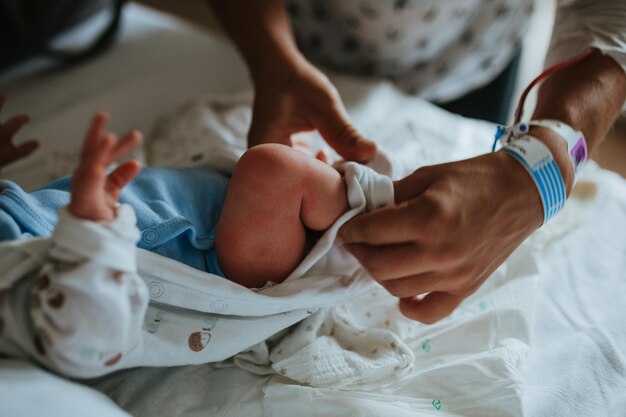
[495,119,588,182]
[526,119,588,178]
[501,135,567,224]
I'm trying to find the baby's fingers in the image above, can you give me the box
[105,160,141,197]
[110,130,142,162]
[81,112,109,160]
[0,114,29,143]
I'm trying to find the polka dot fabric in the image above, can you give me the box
[288,0,533,102]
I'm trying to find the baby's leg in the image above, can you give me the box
[216,144,349,288]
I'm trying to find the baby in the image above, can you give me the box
[0,104,394,377]
[1,112,352,288]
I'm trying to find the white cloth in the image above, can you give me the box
[0,152,394,379]
[0,207,149,378]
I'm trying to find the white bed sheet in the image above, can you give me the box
[1,4,625,417]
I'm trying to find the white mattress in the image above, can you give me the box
[1,4,625,417]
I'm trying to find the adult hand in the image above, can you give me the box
[0,94,39,169]
[339,151,543,324]
[69,112,142,222]
[249,61,377,163]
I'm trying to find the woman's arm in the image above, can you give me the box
[207,0,302,78]
[207,0,377,162]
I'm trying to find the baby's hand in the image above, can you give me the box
[0,94,39,170]
[69,112,142,222]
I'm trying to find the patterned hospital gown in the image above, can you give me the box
[288,0,533,102]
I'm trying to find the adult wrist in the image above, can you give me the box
[248,47,308,85]
[492,151,544,230]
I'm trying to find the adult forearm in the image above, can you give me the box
[207,0,304,80]
[529,49,626,194]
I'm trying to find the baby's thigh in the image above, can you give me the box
[215,145,309,287]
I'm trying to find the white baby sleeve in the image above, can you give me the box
[548,0,626,74]
[29,205,149,378]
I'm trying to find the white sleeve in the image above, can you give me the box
[29,205,149,378]
[547,0,626,73]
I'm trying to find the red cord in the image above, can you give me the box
[513,48,594,124]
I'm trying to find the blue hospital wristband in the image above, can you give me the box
[501,135,567,224]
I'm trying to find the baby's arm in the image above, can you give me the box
[2,114,149,378]
[216,144,349,288]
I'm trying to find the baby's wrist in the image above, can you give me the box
[67,201,116,223]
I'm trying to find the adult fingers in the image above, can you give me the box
[340,189,445,245]
[380,272,467,298]
[392,167,433,203]
[105,160,141,195]
[0,114,29,142]
[398,281,481,324]
[314,108,377,163]
[13,140,39,158]
[346,242,438,281]
[339,204,418,245]
[399,292,467,324]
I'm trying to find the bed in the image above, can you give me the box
[1,4,625,417]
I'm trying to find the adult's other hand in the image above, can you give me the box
[339,151,543,324]
[0,94,39,170]
[249,61,377,162]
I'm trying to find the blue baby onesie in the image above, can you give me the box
[0,166,230,277]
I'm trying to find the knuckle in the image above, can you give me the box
[434,244,465,265]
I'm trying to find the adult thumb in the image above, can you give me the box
[315,108,377,163]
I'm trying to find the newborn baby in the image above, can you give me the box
[0,112,352,289]
[0,107,394,377]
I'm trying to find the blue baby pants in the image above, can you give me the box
[0,166,230,277]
